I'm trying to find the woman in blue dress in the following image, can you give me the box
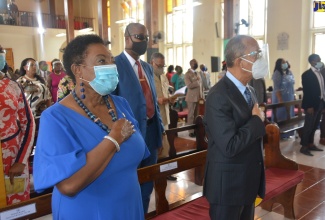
[33,34,149,220]
[272,58,295,138]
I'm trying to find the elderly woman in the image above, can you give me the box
[0,47,35,205]
[33,34,149,220]
[16,58,52,116]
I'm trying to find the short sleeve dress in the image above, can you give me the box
[33,95,149,220]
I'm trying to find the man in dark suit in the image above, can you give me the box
[113,23,164,213]
[300,54,325,156]
[203,35,266,220]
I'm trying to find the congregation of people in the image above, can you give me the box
[1,22,325,219]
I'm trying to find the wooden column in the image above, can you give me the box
[64,0,74,43]
[48,0,56,27]
[98,0,108,42]
[224,0,235,39]
[144,0,159,61]
[0,142,7,208]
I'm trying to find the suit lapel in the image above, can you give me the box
[223,76,251,112]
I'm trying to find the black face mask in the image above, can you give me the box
[127,28,148,55]
[193,64,198,70]
[131,41,147,55]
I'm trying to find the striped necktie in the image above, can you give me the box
[135,60,155,118]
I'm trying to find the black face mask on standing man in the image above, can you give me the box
[126,28,148,56]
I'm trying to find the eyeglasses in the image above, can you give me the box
[153,62,166,69]
[129,34,149,42]
[240,50,262,60]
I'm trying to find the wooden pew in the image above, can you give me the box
[0,124,304,220]
[140,124,304,219]
[260,99,304,137]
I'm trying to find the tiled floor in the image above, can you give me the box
[147,129,325,220]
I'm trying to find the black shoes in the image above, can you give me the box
[309,145,324,151]
[167,175,177,181]
[300,147,313,156]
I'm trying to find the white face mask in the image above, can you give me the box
[315,62,324,70]
[240,57,269,79]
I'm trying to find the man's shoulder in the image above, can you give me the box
[302,68,313,77]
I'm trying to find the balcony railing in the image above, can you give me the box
[0,10,93,30]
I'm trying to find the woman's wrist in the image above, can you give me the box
[104,135,120,152]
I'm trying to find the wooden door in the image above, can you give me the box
[4,48,14,70]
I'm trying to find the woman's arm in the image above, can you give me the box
[56,118,134,196]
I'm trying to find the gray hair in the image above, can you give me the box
[151,52,165,61]
[224,35,252,68]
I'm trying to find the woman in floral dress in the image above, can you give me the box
[16,58,52,116]
[0,48,35,205]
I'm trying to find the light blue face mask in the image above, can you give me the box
[315,62,324,70]
[88,64,119,96]
[281,63,288,70]
[0,54,6,70]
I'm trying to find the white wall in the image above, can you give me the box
[193,0,223,85]
[266,0,313,89]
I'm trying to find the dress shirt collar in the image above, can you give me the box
[123,50,139,67]
[226,70,247,96]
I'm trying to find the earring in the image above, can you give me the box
[80,82,85,99]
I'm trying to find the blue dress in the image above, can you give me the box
[272,69,295,138]
[33,95,149,220]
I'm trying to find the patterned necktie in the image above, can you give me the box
[244,87,253,108]
[135,60,155,118]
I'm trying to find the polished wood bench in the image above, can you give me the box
[260,100,304,136]
[0,125,304,220]
[141,124,304,219]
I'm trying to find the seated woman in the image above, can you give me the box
[33,34,149,220]
[16,58,52,116]
[0,46,35,205]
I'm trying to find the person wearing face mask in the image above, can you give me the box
[199,64,211,92]
[151,52,177,181]
[300,54,325,156]
[47,59,66,103]
[33,34,149,220]
[185,59,202,137]
[0,46,35,205]
[16,58,52,116]
[203,35,266,220]
[38,60,51,83]
[271,58,295,139]
[113,23,164,214]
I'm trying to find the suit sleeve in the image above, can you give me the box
[302,73,313,109]
[15,82,35,165]
[185,71,200,89]
[205,91,265,158]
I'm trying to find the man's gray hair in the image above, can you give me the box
[224,35,252,68]
[151,52,165,61]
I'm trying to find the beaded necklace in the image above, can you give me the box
[72,90,117,133]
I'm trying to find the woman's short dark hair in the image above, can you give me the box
[63,34,105,83]
[167,65,174,73]
[19,58,45,84]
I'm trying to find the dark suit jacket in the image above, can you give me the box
[302,68,324,110]
[113,52,163,149]
[203,76,266,206]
